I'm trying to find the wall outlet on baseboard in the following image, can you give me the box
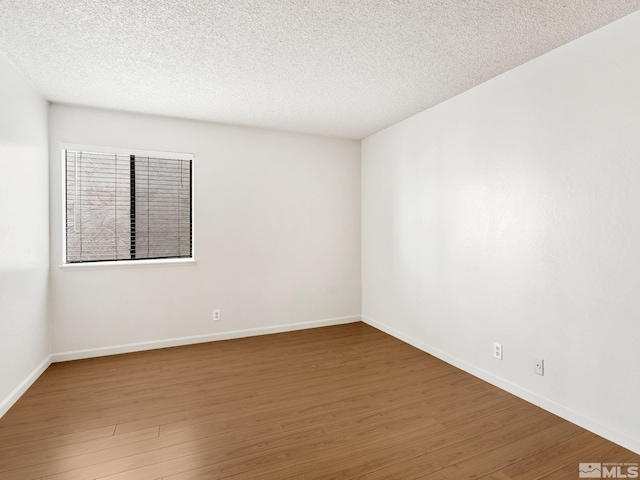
[213,309,221,321]
[493,343,503,360]
[534,358,544,376]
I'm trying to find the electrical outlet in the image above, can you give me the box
[213,309,221,321]
[534,358,544,376]
[493,343,503,360]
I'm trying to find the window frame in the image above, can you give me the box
[60,143,196,269]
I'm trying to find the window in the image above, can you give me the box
[64,147,193,264]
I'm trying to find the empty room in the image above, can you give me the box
[1,1,639,479]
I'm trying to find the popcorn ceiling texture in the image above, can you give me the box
[1,1,639,139]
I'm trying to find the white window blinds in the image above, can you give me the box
[65,149,192,263]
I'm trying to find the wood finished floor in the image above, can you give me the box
[0,323,637,480]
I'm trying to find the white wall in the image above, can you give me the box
[362,11,640,453]
[0,54,50,415]
[49,105,361,357]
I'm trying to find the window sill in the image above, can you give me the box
[59,258,197,270]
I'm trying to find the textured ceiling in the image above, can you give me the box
[1,1,639,139]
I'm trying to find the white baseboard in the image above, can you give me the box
[1,316,360,420]
[361,316,540,405]
[362,315,640,455]
[51,315,361,363]
[538,396,640,456]
[0,355,52,419]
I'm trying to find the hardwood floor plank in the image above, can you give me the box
[0,322,634,480]
[0,427,157,473]
[291,408,561,480]
[478,472,513,480]
[0,425,115,459]
[100,421,446,480]
[44,425,328,480]
[416,420,583,480]
[501,430,617,480]
[0,424,64,448]
[223,401,540,480]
